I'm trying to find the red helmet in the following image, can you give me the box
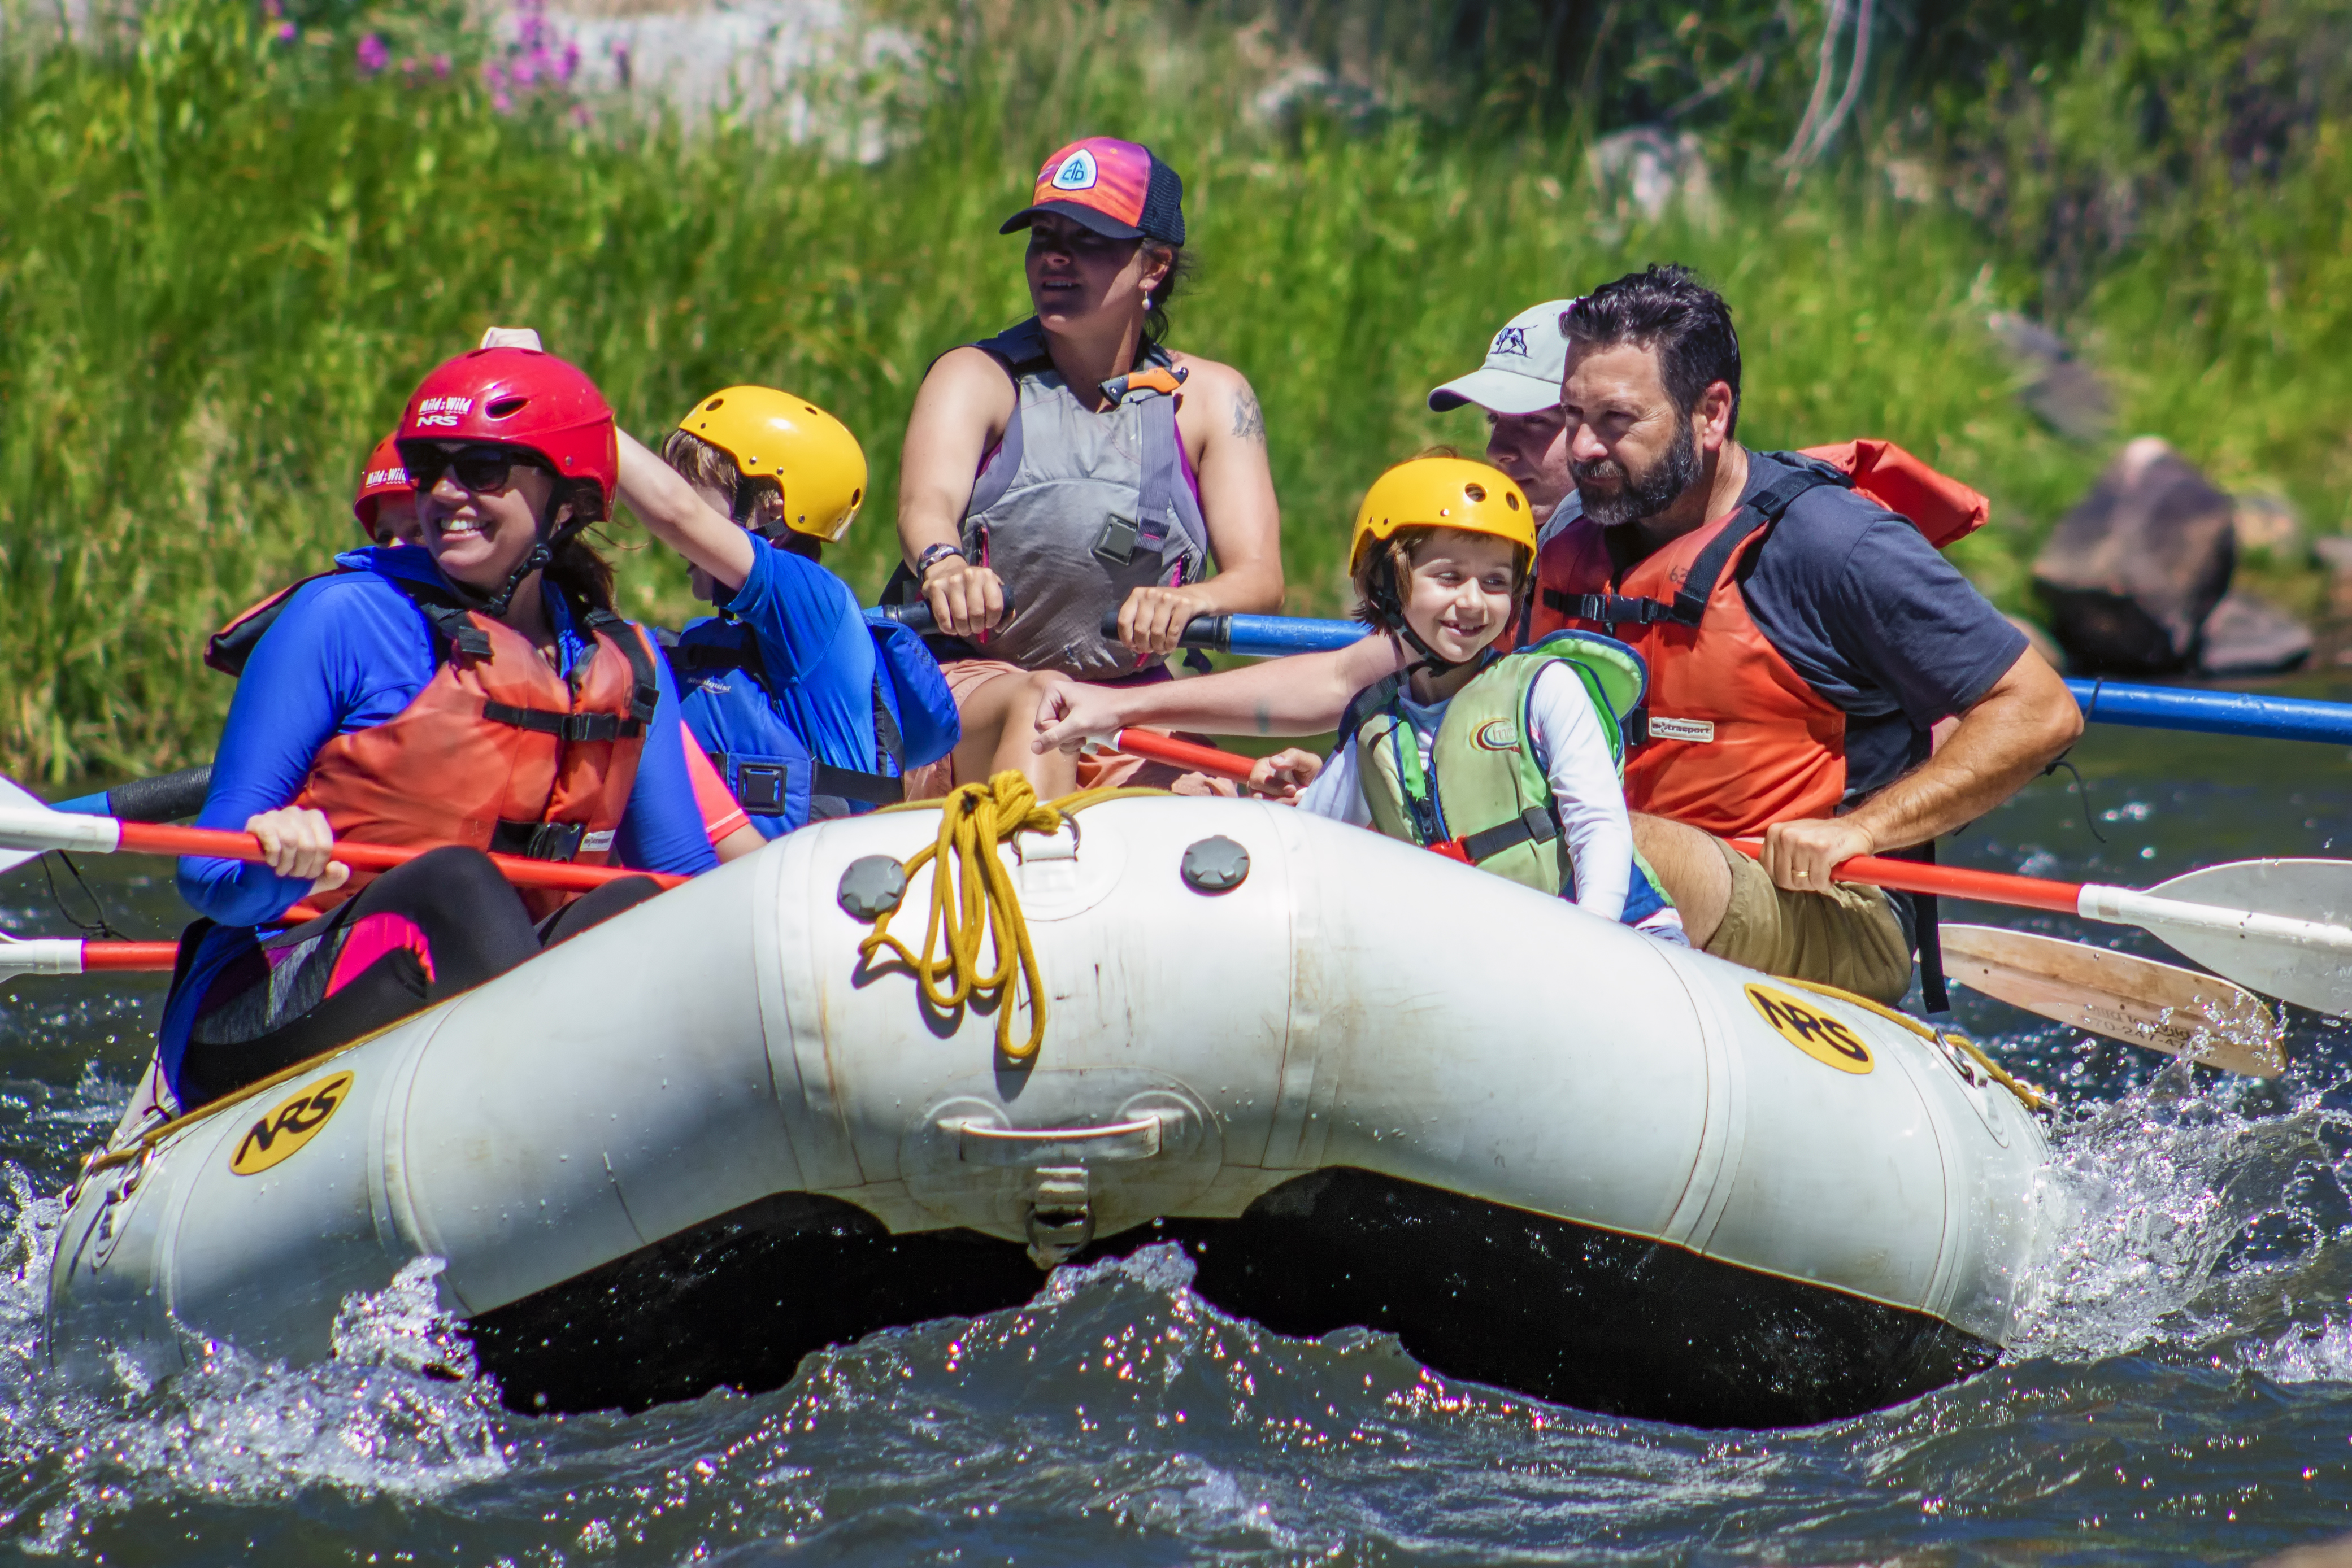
[351,432,412,536]
[395,347,618,517]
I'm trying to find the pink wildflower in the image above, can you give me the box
[356,33,388,73]
[431,53,451,78]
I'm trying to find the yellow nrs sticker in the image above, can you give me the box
[229,1071,355,1176]
[1744,984,1873,1074]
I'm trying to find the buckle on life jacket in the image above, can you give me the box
[1432,805,1558,866]
[490,819,588,861]
[1543,589,1681,628]
[482,702,645,743]
[1099,364,1188,402]
[734,762,791,815]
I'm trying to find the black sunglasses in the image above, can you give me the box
[401,442,542,494]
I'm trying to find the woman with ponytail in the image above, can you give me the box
[154,346,718,1116]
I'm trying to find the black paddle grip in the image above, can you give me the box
[1095,609,1231,651]
[108,765,212,823]
[875,585,1017,636]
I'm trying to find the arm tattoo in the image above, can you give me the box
[1231,389,1266,441]
[1254,702,1273,735]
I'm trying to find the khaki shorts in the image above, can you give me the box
[898,658,1238,802]
[1702,837,1914,1005]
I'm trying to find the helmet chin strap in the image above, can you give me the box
[1369,558,1464,676]
[455,487,581,622]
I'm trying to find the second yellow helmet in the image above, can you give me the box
[1347,455,1536,574]
[677,387,868,544]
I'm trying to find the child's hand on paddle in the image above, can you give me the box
[245,807,351,895]
[1248,748,1320,802]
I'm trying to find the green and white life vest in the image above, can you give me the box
[1344,631,1647,897]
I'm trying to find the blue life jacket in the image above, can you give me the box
[666,610,960,837]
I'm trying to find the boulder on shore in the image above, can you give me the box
[2033,438,2237,674]
[2198,589,2312,676]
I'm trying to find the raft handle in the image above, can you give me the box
[951,1112,1172,1166]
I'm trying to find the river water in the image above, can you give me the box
[1,708,2349,1564]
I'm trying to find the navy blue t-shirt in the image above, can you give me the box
[1729,451,2026,805]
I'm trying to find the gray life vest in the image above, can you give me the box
[958,318,1214,680]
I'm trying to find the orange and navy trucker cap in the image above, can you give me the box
[999,137,1186,246]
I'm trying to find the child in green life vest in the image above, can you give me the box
[1251,455,1685,942]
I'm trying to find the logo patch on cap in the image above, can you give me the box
[1051,149,1100,191]
[1490,326,1531,358]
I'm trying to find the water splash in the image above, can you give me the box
[0,1173,511,1557]
[2013,1055,2352,1368]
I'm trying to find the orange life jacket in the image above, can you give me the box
[215,569,660,919]
[1532,443,1988,839]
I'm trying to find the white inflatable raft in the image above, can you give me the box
[45,798,2052,1427]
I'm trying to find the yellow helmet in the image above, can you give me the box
[1347,455,1536,574]
[676,386,868,543]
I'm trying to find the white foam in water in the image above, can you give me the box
[2010,1059,2346,1364]
[1041,1239,1201,1304]
[0,1170,511,1553]
[2243,1313,2352,1383]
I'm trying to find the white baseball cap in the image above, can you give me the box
[1427,298,1577,416]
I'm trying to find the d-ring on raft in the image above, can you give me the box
[44,791,2057,1429]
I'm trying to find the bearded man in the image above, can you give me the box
[1530,265,2079,1001]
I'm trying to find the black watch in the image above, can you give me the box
[916,543,966,578]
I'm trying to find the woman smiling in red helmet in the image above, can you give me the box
[157,346,717,1112]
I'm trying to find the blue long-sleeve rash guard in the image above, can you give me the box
[178,546,717,926]
[702,541,880,772]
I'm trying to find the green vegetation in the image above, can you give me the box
[1,0,2347,777]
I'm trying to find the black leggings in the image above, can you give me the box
[174,845,662,1107]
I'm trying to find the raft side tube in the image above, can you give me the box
[42,799,2047,1418]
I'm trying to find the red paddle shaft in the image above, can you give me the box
[111,821,688,895]
[1111,728,1260,783]
[84,942,180,971]
[0,938,181,977]
[1102,744,2102,918]
[1728,838,2081,914]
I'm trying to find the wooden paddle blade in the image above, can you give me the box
[2147,858,2352,1018]
[1940,924,2285,1077]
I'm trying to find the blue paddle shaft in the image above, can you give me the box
[2064,680,2352,746]
[908,603,2352,745]
[1213,622,2352,747]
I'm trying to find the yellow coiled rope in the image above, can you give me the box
[858,771,1151,1061]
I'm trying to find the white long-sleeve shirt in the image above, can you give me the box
[1299,663,1682,940]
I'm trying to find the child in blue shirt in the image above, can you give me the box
[615,389,958,834]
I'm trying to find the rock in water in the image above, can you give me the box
[2033,438,2236,673]
[2198,590,2311,676]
